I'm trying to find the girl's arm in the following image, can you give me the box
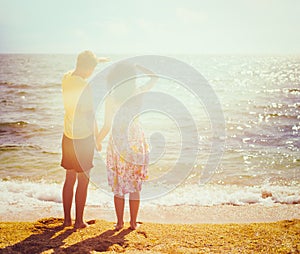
[135,65,158,93]
[96,96,114,151]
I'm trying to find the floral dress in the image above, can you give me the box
[106,118,149,196]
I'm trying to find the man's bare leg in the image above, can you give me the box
[62,170,76,227]
[74,171,90,229]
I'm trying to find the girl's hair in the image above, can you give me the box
[107,63,136,104]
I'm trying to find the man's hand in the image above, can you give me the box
[98,57,110,63]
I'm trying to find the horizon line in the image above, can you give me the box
[1,51,300,57]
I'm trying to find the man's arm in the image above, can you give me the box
[96,96,114,151]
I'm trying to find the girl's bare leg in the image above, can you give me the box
[62,170,76,226]
[74,171,90,229]
[129,191,140,229]
[114,194,125,230]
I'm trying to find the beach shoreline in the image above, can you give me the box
[1,203,299,224]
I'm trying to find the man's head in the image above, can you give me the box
[76,50,99,78]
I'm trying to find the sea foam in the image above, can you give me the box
[0,180,299,210]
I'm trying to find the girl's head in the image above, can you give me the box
[107,63,136,103]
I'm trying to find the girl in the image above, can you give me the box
[96,63,157,230]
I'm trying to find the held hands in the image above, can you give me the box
[95,125,110,152]
[96,135,102,152]
[96,142,102,152]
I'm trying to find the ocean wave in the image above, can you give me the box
[0,120,29,127]
[0,144,42,151]
[0,99,14,105]
[0,81,13,86]
[262,87,300,95]
[43,82,61,88]
[147,183,300,206]
[0,81,31,89]
[0,121,47,136]
[0,179,299,207]
[283,88,300,95]
[0,180,111,207]
[22,106,36,111]
[0,121,30,136]
[16,91,28,96]
[42,150,60,155]
[266,113,298,119]
[0,179,63,204]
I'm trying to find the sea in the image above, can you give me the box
[0,54,299,217]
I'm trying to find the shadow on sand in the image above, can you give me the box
[63,228,133,253]
[1,218,133,253]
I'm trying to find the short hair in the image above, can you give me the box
[76,50,98,70]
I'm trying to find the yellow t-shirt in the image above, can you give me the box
[62,72,94,139]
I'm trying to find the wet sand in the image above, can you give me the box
[1,203,300,224]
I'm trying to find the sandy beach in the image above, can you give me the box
[1,204,300,253]
[0,217,299,253]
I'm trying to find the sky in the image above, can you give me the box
[0,0,300,54]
